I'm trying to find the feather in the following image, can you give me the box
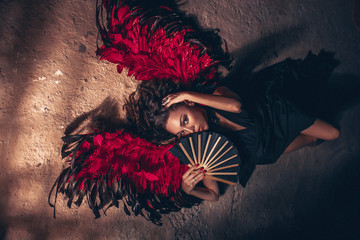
[49,130,201,224]
[96,0,231,88]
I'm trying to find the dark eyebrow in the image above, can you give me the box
[176,115,183,137]
[180,114,183,127]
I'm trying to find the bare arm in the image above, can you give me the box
[163,86,242,113]
[191,177,219,201]
[212,86,241,100]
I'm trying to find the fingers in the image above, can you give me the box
[162,94,175,108]
[162,95,171,106]
[192,171,205,184]
[181,165,206,194]
[162,93,185,108]
[186,168,202,180]
[188,171,205,187]
[182,165,198,178]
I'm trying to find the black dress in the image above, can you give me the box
[209,50,338,186]
[210,99,316,186]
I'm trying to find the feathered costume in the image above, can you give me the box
[49,0,230,225]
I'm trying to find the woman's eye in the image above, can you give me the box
[183,115,188,125]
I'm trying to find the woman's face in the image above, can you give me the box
[165,104,209,138]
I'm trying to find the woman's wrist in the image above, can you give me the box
[183,91,195,102]
[185,91,204,105]
[182,187,193,195]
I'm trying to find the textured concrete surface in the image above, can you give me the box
[1,0,360,239]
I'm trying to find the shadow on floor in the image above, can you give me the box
[64,96,129,135]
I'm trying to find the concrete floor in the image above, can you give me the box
[0,0,359,239]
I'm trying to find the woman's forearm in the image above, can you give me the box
[184,91,242,113]
[188,177,219,201]
[189,187,219,201]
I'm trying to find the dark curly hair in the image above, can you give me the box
[124,80,186,144]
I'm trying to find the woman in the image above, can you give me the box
[49,53,340,224]
[125,52,340,192]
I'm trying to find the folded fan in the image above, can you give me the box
[169,132,240,185]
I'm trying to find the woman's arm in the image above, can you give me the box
[163,87,242,113]
[181,165,219,201]
[212,86,241,100]
[192,177,219,201]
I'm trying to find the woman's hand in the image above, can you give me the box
[181,165,205,194]
[162,92,192,108]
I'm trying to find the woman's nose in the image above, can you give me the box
[184,126,195,134]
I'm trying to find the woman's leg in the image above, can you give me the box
[285,119,339,153]
[301,119,340,140]
[284,134,317,153]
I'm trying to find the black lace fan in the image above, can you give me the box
[169,132,240,185]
